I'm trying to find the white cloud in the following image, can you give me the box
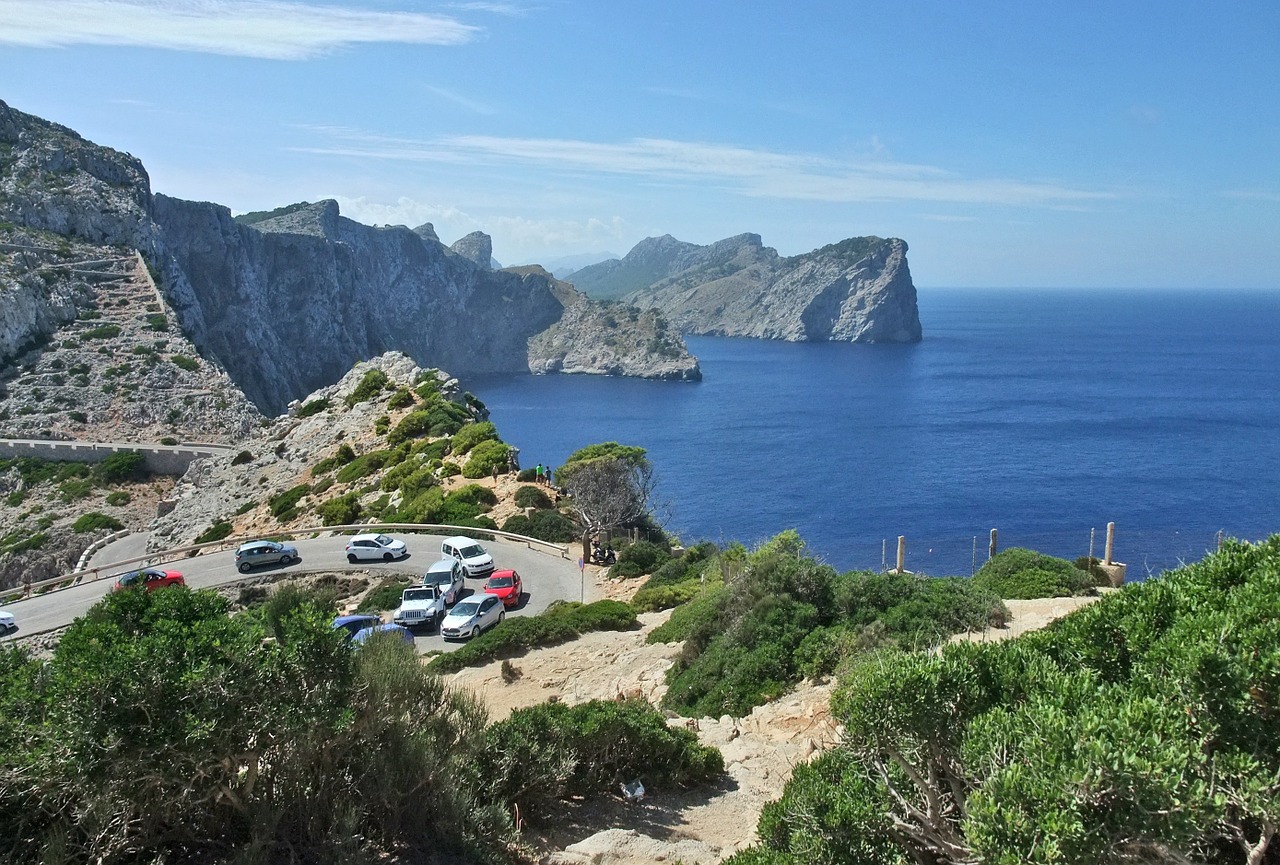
[0,0,479,59]
[421,84,496,116]
[295,127,1116,208]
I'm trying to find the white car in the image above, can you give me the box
[441,535,495,578]
[345,533,409,563]
[422,557,466,606]
[393,585,446,630]
[439,593,504,640]
[0,609,15,636]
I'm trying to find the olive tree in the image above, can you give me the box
[556,442,656,560]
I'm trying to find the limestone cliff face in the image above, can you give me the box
[0,99,698,416]
[575,233,923,344]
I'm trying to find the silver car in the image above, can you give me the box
[0,609,15,636]
[235,540,299,572]
[423,557,465,605]
[439,593,504,640]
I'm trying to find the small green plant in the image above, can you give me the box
[317,492,361,525]
[296,397,330,418]
[194,521,233,544]
[344,369,390,407]
[171,355,199,372]
[81,323,122,339]
[72,512,125,533]
[231,450,254,466]
[462,439,510,479]
[374,415,391,435]
[234,501,257,515]
[514,485,553,509]
[387,387,415,409]
[973,548,1094,599]
[159,436,179,446]
[67,411,87,423]
[95,450,147,484]
[105,491,131,506]
[145,313,168,331]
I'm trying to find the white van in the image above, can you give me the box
[440,535,495,578]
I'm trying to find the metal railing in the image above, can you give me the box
[0,523,569,605]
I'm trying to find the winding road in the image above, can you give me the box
[1,532,591,653]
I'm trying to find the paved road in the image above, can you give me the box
[1,532,588,654]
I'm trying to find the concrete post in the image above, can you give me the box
[1104,522,1115,566]
[989,528,998,560]
[896,536,906,575]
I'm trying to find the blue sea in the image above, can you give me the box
[465,289,1280,578]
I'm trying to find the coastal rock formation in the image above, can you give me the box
[571,233,923,344]
[0,99,698,418]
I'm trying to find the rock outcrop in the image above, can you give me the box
[571,233,923,344]
[0,99,698,419]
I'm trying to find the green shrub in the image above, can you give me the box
[311,476,334,495]
[95,450,147,484]
[171,354,199,372]
[58,478,94,502]
[410,438,449,461]
[386,387,415,410]
[439,461,460,478]
[72,512,124,533]
[1074,555,1112,586]
[462,439,510,479]
[231,450,254,466]
[234,501,257,515]
[159,436,178,446]
[105,491,131,506]
[194,521,233,544]
[145,313,168,331]
[269,484,310,520]
[612,539,670,578]
[311,443,357,475]
[428,600,637,674]
[516,468,537,482]
[373,415,391,435]
[67,411,87,423]
[450,421,497,456]
[344,368,389,407]
[81,323,122,339]
[973,547,1094,599]
[335,449,393,484]
[501,510,578,543]
[317,492,361,526]
[447,484,497,509]
[478,699,723,823]
[296,397,330,418]
[513,485,553,509]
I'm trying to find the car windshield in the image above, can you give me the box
[403,588,435,601]
[451,601,480,617]
[118,572,140,585]
[459,544,485,558]
[425,572,451,586]
[488,576,513,588]
[374,534,393,545]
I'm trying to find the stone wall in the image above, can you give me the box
[0,438,229,475]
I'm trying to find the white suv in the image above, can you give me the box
[345,533,408,563]
[441,535,495,578]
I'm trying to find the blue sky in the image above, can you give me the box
[1,0,1277,288]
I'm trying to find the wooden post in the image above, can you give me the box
[896,536,906,575]
[989,528,998,560]
[1104,522,1116,566]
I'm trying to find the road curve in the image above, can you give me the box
[1,532,591,653]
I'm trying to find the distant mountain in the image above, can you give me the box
[570,232,922,344]
[535,251,621,280]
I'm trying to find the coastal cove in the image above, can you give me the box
[468,287,1280,578]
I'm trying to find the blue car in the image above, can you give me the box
[331,614,415,647]
[353,622,416,646]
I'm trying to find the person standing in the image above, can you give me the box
[535,463,544,484]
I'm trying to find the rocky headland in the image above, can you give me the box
[567,233,923,344]
[0,99,699,419]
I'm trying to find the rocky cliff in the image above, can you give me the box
[0,99,698,418]
[571,233,923,344]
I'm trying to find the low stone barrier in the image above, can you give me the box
[0,438,231,476]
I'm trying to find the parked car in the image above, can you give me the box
[483,569,523,609]
[422,557,465,605]
[440,535,495,578]
[0,609,15,636]
[353,622,416,646]
[439,593,504,640]
[345,533,408,563]
[393,584,446,630]
[112,567,185,592]
[234,539,299,572]
[332,614,382,638]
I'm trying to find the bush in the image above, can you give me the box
[296,397,330,418]
[105,491,131,506]
[1074,555,1112,586]
[194,521,233,543]
[386,387,415,410]
[513,485,553,509]
[477,699,723,823]
[311,443,357,475]
[231,450,254,466]
[94,450,147,484]
[611,539,670,578]
[450,421,497,455]
[269,484,310,520]
[427,600,637,674]
[336,449,394,484]
[171,354,199,372]
[145,313,168,331]
[58,478,94,502]
[67,410,87,423]
[374,415,391,435]
[158,436,178,446]
[72,512,124,533]
[462,440,510,479]
[973,547,1094,599]
[344,368,389,407]
[317,493,361,526]
[501,510,578,543]
[516,468,538,482]
[81,323,122,339]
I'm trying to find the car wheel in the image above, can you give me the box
[347,553,358,564]
[383,552,394,562]
[469,626,479,640]
[496,612,505,627]
[280,554,293,565]
[238,562,252,573]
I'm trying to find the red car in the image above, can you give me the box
[113,567,185,592]
[483,569,523,609]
